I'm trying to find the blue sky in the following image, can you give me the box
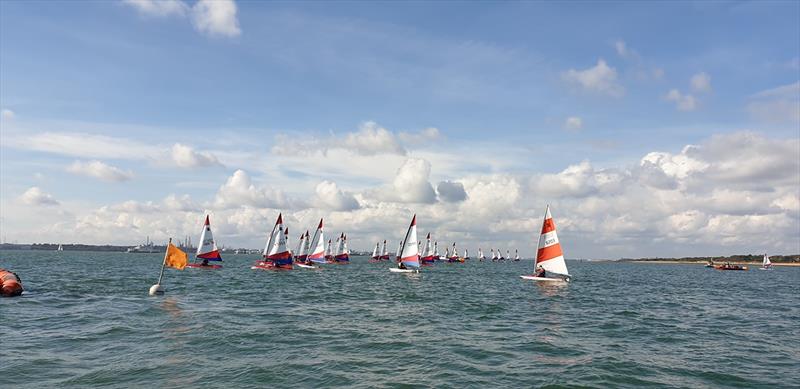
[1,0,798,257]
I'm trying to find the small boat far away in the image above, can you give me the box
[371,241,381,261]
[521,205,571,282]
[421,233,436,265]
[514,249,520,261]
[333,233,350,263]
[390,215,420,273]
[760,253,773,270]
[478,248,485,261]
[380,240,390,260]
[463,248,469,260]
[252,214,293,270]
[187,215,223,269]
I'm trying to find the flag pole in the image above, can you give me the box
[149,238,170,296]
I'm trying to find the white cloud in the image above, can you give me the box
[747,81,800,124]
[690,72,712,93]
[342,121,406,156]
[315,181,360,211]
[171,143,222,168]
[398,127,441,144]
[19,187,59,206]
[212,169,294,209]
[564,116,583,131]
[665,89,697,111]
[436,181,467,202]
[534,161,629,198]
[123,0,241,38]
[562,59,625,97]
[614,40,641,61]
[7,132,157,160]
[191,0,241,37]
[67,160,134,182]
[1,109,14,120]
[122,0,188,17]
[382,158,437,204]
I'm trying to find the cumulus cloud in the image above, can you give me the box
[534,161,629,198]
[123,0,188,17]
[564,116,583,131]
[191,0,241,37]
[67,160,134,182]
[171,143,222,168]
[380,158,437,204]
[690,72,712,93]
[315,181,360,211]
[665,89,697,111]
[123,0,241,37]
[342,121,406,156]
[19,187,59,206]
[212,169,294,209]
[436,181,467,202]
[562,59,625,97]
[747,81,800,124]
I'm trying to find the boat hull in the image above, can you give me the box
[714,265,748,271]
[389,268,419,273]
[251,261,293,271]
[295,263,317,269]
[520,275,567,282]
[186,263,223,269]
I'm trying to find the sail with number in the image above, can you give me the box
[534,205,569,276]
[196,215,222,262]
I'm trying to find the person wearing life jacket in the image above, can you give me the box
[398,262,407,270]
[534,265,546,278]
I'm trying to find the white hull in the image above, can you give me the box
[295,263,317,269]
[389,267,419,273]
[759,267,774,271]
[520,275,567,282]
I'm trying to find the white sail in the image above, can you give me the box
[398,215,420,268]
[395,240,402,260]
[372,242,380,259]
[307,219,326,263]
[382,240,389,258]
[196,215,221,260]
[535,205,569,276]
[763,253,772,268]
[463,248,468,258]
[479,248,485,259]
[434,241,439,256]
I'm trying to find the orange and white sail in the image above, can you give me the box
[535,205,569,276]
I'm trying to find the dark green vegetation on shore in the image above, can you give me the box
[621,254,800,263]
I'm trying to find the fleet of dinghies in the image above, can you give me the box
[145,205,780,296]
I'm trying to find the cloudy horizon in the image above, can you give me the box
[1,1,798,258]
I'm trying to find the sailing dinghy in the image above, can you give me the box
[521,205,571,282]
[187,215,223,269]
[390,215,420,273]
[421,233,436,265]
[759,254,773,270]
[478,248,485,261]
[370,242,381,262]
[380,240,390,260]
[252,214,293,270]
[325,239,333,261]
[514,249,521,261]
[297,219,326,269]
[333,233,350,263]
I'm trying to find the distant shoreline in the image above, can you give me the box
[629,260,800,267]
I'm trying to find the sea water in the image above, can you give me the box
[1,251,798,388]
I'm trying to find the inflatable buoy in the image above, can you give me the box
[0,268,23,297]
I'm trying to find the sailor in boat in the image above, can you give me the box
[533,265,546,278]
[398,262,408,270]
[201,258,210,267]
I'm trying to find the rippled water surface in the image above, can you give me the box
[2,251,799,388]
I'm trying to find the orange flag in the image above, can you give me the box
[165,243,188,270]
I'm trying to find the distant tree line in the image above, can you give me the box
[621,254,800,263]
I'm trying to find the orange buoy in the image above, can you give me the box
[0,268,23,297]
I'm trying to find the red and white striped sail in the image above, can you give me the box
[307,219,326,264]
[398,215,420,268]
[196,215,222,260]
[261,214,292,267]
[535,205,569,276]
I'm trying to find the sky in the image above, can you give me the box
[1,0,798,258]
